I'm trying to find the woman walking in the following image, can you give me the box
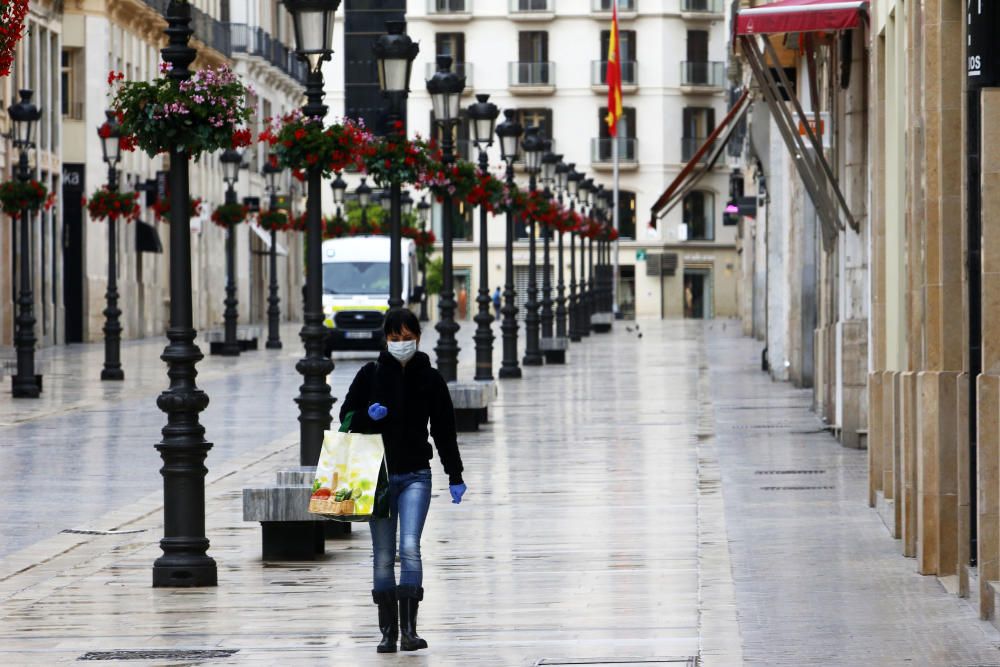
[340,309,467,653]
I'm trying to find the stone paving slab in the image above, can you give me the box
[0,320,728,666]
[702,321,1000,666]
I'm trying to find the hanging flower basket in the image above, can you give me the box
[211,202,248,228]
[0,0,29,78]
[258,208,289,232]
[86,187,140,222]
[110,65,253,158]
[0,179,52,217]
[261,112,372,178]
[363,134,430,187]
[153,196,202,224]
[418,158,480,203]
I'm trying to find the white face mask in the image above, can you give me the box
[387,339,417,364]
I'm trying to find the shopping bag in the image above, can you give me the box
[309,411,390,522]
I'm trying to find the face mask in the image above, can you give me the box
[387,339,417,364]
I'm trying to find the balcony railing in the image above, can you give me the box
[591,60,637,86]
[680,61,725,87]
[428,0,471,13]
[142,0,231,57]
[509,61,555,87]
[681,0,723,13]
[230,24,309,83]
[681,136,712,162]
[510,0,552,13]
[593,0,636,11]
[425,61,474,88]
[591,137,638,163]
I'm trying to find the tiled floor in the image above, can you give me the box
[0,319,997,665]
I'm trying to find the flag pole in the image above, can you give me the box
[612,120,620,318]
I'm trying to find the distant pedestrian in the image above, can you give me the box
[340,309,466,654]
[492,286,502,320]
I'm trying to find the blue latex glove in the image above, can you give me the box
[450,483,467,504]
[368,403,388,421]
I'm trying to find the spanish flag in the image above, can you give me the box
[605,2,623,136]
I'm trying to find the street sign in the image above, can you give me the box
[968,0,1000,88]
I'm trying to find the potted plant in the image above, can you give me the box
[260,112,371,178]
[86,187,140,222]
[0,178,52,217]
[210,202,248,228]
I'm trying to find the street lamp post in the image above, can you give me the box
[284,0,340,466]
[416,197,431,321]
[539,145,558,340]
[495,109,522,379]
[427,55,466,382]
[8,90,42,398]
[356,177,371,228]
[467,94,499,382]
[578,178,595,338]
[520,126,544,366]
[219,148,243,356]
[263,158,287,350]
[98,109,125,380]
[153,0,216,587]
[566,165,582,341]
[374,20,418,311]
[554,160,569,338]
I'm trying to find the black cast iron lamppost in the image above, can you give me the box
[554,159,569,339]
[284,0,340,466]
[416,196,431,321]
[219,148,243,356]
[520,125,544,366]
[566,165,583,342]
[8,89,41,398]
[356,177,371,228]
[153,0,216,588]
[427,55,465,382]
[539,145,558,341]
[263,158,286,350]
[495,110,522,379]
[578,177,595,338]
[98,109,125,381]
[467,93,499,382]
[374,20,418,312]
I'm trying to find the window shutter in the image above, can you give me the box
[519,32,531,62]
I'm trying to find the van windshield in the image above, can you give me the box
[323,261,391,295]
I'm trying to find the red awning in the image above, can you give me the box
[736,0,868,36]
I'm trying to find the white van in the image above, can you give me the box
[321,235,420,352]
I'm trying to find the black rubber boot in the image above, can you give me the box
[397,585,428,651]
[372,589,398,653]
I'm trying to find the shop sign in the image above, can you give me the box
[968,1,1000,88]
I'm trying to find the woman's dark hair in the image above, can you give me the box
[383,308,421,338]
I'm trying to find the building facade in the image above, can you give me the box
[2,0,306,358]
[323,0,737,322]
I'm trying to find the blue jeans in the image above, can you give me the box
[370,469,432,592]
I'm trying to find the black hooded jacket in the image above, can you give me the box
[339,350,464,485]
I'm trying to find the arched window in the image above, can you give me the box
[682,190,714,241]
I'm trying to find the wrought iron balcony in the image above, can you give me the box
[229,24,309,84]
[593,0,636,11]
[510,0,552,14]
[509,61,555,88]
[591,60,638,87]
[143,0,231,57]
[681,0,724,15]
[681,61,725,88]
[591,137,638,164]
[681,136,712,162]
[428,0,471,14]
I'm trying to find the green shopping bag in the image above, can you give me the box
[309,411,390,522]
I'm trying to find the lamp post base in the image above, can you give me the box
[12,375,42,398]
[152,557,218,588]
[100,368,124,381]
[498,366,522,379]
[266,340,283,350]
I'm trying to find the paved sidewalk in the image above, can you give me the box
[1,320,998,665]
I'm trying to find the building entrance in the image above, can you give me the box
[683,268,712,319]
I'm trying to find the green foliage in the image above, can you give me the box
[425,257,444,296]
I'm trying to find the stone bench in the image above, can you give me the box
[448,381,495,432]
[242,466,350,561]
[206,325,262,354]
[540,336,570,364]
[590,312,614,334]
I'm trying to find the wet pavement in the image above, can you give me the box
[0,320,998,665]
